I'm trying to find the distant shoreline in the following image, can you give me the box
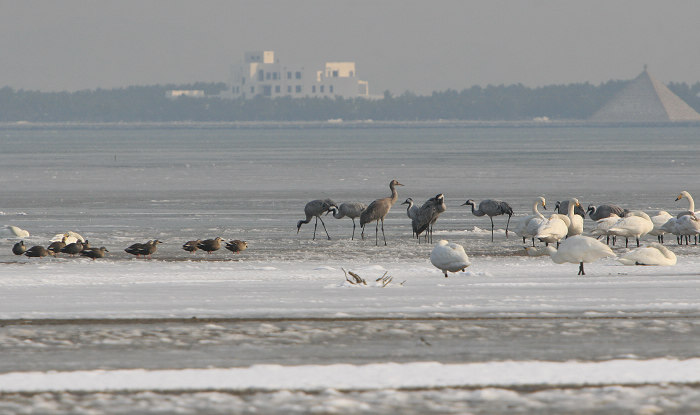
[2,120,700,130]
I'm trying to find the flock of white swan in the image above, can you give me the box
[431,191,697,277]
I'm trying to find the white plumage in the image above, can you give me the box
[535,213,569,246]
[547,235,615,275]
[50,231,85,244]
[563,198,584,237]
[514,196,547,246]
[430,240,471,278]
[6,225,30,238]
[590,214,621,245]
[618,243,677,266]
[608,211,654,247]
[648,211,673,243]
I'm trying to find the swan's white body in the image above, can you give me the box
[648,211,673,238]
[6,225,30,237]
[50,231,85,244]
[535,213,569,245]
[430,240,471,278]
[514,197,547,244]
[564,198,584,237]
[524,245,556,257]
[547,235,615,275]
[590,214,621,239]
[608,211,654,246]
[618,243,677,266]
[676,214,700,240]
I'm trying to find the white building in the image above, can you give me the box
[224,51,369,99]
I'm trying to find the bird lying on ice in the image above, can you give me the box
[430,240,471,278]
[618,243,677,266]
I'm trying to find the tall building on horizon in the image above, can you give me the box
[590,67,700,123]
[222,50,370,100]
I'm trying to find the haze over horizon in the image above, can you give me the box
[2,0,700,95]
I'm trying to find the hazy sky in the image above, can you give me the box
[2,0,700,94]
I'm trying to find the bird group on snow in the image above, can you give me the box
[6,179,695,275]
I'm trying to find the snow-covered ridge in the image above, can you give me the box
[2,359,699,393]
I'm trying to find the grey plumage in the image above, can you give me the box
[462,198,514,242]
[125,240,161,258]
[225,239,248,253]
[555,200,586,218]
[587,204,627,220]
[197,237,224,254]
[413,194,446,243]
[47,235,68,254]
[297,198,336,240]
[24,245,53,258]
[330,202,367,240]
[12,240,26,255]
[401,198,421,237]
[81,247,109,260]
[360,179,403,246]
[60,241,84,256]
[182,239,201,253]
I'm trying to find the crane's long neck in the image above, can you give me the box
[469,203,482,216]
[405,201,413,215]
[331,207,343,219]
[389,183,399,205]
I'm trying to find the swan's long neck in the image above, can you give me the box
[533,200,544,219]
[687,194,695,213]
[567,201,576,219]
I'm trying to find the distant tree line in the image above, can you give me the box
[1,80,699,122]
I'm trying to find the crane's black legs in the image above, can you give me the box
[490,217,495,242]
[505,214,512,238]
[319,217,331,240]
[351,219,356,240]
[313,217,318,240]
[381,218,387,246]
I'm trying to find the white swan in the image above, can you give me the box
[648,210,673,243]
[590,214,621,245]
[514,196,546,246]
[675,191,696,218]
[676,214,700,245]
[430,240,471,278]
[546,235,615,275]
[564,198,584,237]
[608,211,654,247]
[660,217,681,244]
[6,225,30,238]
[50,231,85,244]
[618,243,677,266]
[535,213,569,246]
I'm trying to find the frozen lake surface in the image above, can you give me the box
[1,123,700,413]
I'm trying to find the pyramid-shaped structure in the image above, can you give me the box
[590,69,700,122]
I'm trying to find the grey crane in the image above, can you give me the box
[329,202,367,240]
[555,200,586,218]
[413,194,446,244]
[401,198,420,237]
[586,204,627,220]
[360,179,403,246]
[462,198,514,242]
[297,198,337,240]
